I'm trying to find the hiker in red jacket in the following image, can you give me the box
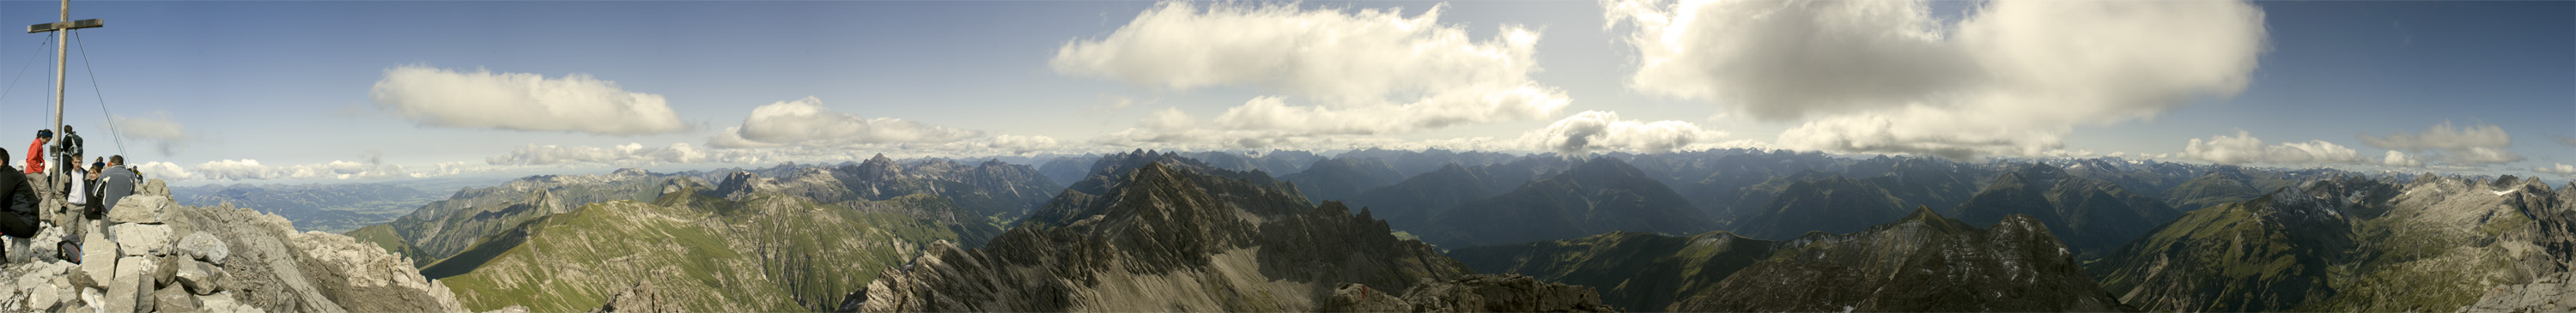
[22,129,46,175]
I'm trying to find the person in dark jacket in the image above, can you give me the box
[53,125,79,177]
[98,155,138,211]
[0,147,42,238]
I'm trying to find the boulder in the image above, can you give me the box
[197,291,256,313]
[106,195,177,224]
[153,255,182,288]
[177,232,229,265]
[108,256,159,313]
[78,226,117,285]
[143,179,169,197]
[155,285,200,313]
[110,223,176,256]
[1322,283,1414,312]
[79,287,101,312]
[174,261,227,295]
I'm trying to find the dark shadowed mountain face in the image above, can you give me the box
[1448,231,1777,311]
[1282,157,1407,206]
[1728,174,1911,240]
[1419,157,1716,248]
[1341,163,1507,232]
[853,161,1479,312]
[1948,163,2182,256]
[1672,208,2123,312]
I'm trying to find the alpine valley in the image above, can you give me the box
[73,148,2551,312]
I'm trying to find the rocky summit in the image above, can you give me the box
[0,175,465,312]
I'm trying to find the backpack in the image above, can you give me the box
[55,133,79,160]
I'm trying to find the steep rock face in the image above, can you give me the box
[1280,157,1406,206]
[1670,208,2121,312]
[1420,157,1715,248]
[1322,274,1618,312]
[1,178,465,312]
[1447,231,1775,311]
[1730,175,1910,240]
[427,190,964,313]
[1949,163,2181,256]
[1342,164,1507,232]
[851,162,1477,312]
[2460,271,2576,313]
[2090,190,2358,312]
[2095,175,2571,312]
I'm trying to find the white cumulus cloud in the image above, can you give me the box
[179,159,411,181]
[108,111,191,156]
[369,65,688,135]
[1059,2,1567,146]
[709,97,982,148]
[2358,121,2524,166]
[2537,163,2576,176]
[1517,111,1727,154]
[486,142,713,166]
[2182,129,2366,166]
[1606,0,2266,160]
[2381,150,2425,167]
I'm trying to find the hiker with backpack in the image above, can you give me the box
[52,126,80,179]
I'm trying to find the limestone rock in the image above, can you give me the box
[79,226,117,282]
[177,232,229,265]
[155,285,200,313]
[153,255,181,288]
[106,195,177,224]
[483,305,532,313]
[1393,274,1617,313]
[1321,283,1413,312]
[174,260,226,295]
[197,291,263,313]
[108,256,159,313]
[110,223,176,256]
[2459,272,2576,313]
[143,178,169,196]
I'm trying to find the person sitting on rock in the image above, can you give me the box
[98,155,137,213]
[0,147,42,239]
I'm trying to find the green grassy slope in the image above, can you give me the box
[430,190,962,312]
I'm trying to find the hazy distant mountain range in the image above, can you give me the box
[196,147,2565,311]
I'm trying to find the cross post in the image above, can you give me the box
[25,0,101,180]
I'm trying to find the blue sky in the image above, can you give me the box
[0,0,2568,184]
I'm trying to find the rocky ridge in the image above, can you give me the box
[0,175,465,312]
[848,160,1489,311]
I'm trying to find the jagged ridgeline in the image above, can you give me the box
[854,151,1535,311]
[1452,208,2123,312]
[342,156,1063,311]
[2093,174,2576,312]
